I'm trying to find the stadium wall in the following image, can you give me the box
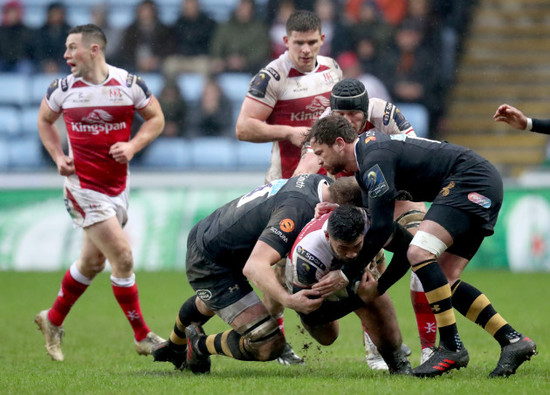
[1,172,550,272]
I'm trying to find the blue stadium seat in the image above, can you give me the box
[395,103,430,138]
[139,73,165,97]
[189,137,236,170]
[235,140,271,170]
[107,6,135,29]
[21,106,41,136]
[66,5,93,26]
[30,73,65,105]
[7,136,45,168]
[0,73,30,106]
[0,138,8,171]
[201,0,239,22]
[217,73,252,103]
[177,73,206,103]
[141,137,192,169]
[22,6,47,28]
[0,106,22,137]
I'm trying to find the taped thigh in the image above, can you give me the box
[236,313,282,352]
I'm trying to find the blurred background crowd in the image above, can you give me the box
[0,0,475,169]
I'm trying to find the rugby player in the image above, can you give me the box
[35,24,165,361]
[306,114,537,378]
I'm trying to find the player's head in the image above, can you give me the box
[326,205,368,261]
[65,24,107,77]
[68,24,107,52]
[306,114,357,174]
[328,176,363,206]
[284,10,324,73]
[330,78,369,133]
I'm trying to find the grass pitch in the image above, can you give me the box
[1,270,549,394]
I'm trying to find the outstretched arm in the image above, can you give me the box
[493,104,528,130]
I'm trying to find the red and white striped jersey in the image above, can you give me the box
[45,64,152,196]
[247,51,342,181]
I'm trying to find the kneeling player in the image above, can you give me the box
[286,204,412,374]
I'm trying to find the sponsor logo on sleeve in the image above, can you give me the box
[366,164,389,198]
[46,79,59,100]
[248,71,270,98]
[266,67,280,81]
[135,75,151,98]
[394,108,412,130]
[279,218,295,232]
[468,192,492,208]
[60,78,68,92]
[126,73,135,88]
[439,181,455,197]
[383,103,393,125]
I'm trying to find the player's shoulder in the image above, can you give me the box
[317,55,340,72]
[45,73,73,100]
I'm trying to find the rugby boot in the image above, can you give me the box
[364,332,388,370]
[185,324,211,374]
[135,331,165,356]
[412,346,469,377]
[35,309,64,361]
[276,342,305,365]
[420,347,435,365]
[152,340,187,371]
[488,336,537,378]
[380,347,413,375]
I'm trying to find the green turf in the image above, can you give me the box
[1,270,549,394]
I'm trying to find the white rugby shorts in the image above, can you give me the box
[63,180,129,228]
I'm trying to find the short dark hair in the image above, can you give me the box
[328,176,363,206]
[327,204,366,242]
[68,24,107,52]
[306,114,358,145]
[286,10,322,35]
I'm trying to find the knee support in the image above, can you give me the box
[395,209,425,231]
[236,313,283,359]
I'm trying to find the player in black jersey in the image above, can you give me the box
[151,174,410,374]
[307,114,537,378]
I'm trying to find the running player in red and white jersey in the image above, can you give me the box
[235,10,341,364]
[35,24,165,362]
[236,10,342,182]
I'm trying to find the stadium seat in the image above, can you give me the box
[0,106,22,137]
[66,5,93,26]
[0,73,30,106]
[30,73,65,105]
[201,0,239,22]
[235,140,271,170]
[395,103,430,138]
[107,6,135,29]
[189,137,237,170]
[21,106,41,136]
[0,138,8,171]
[7,136,45,168]
[141,137,192,169]
[217,73,252,103]
[177,73,206,103]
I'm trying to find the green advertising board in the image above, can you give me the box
[1,186,549,272]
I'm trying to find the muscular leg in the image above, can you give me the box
[85,216,152,343]
[192,297,285,362]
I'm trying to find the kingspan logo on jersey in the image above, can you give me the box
[72,109,127,135]
[290,96,330,122]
